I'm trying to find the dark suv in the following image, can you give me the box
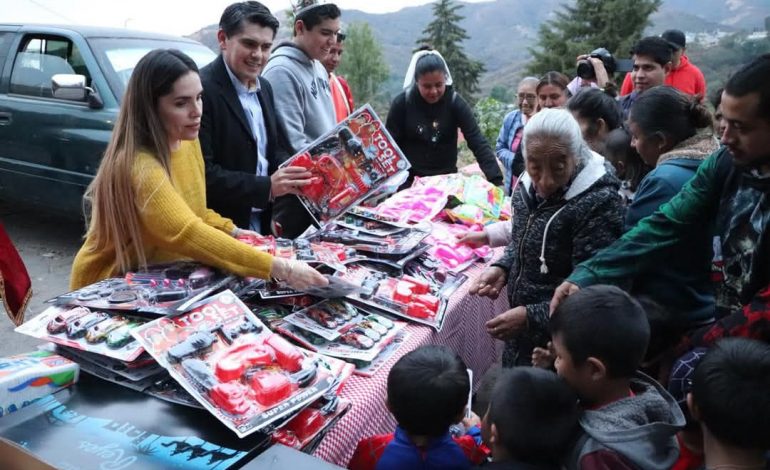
[0,24,216,216]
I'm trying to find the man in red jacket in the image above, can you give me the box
[620,29,706,98]
[321,31,355,122]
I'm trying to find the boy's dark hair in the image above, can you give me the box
[691,338,770,449]
[387,345,469,437]
[414,52,448,82]
[549,285,650,379]
[471,365,501,416]
[630,86,713,147]
[605,127,648,192]
[296,3,341,31]
[630,36,674,67]
[724,53,770,122]
[220,1,280,37]
[489,368,580,464]
[567,87,623,135]
[710,87,724,111]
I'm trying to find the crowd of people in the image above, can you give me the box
[65,0,770,468]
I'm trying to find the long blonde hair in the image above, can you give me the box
[82,49,199,274]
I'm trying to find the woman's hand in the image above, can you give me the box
[485,306,528,340]
[273,258,328,291]
[270,167,313,198]
[468,266,507,299]
[456,230,489,248]
[550,281,580,315]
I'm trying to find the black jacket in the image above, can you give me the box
[493,153,624,366]
[386,86,503,186]
[199,55,290,232]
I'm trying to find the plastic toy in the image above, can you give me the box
[306,307,338,329]
[46,306,90,334]
[340,331,375,350]
[167,331,218,363]
[105,322,140,349]
[85,315,128,343]
[66,311,109,339]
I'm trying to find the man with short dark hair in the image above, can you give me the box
[262,0,342,237]
[618,36,673,119]
[620,29,706,98]
[199,1,311,234]
[321,31,354,122]
[553,54,770,323]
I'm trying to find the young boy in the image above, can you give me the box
[688,338,770,469]
[478,367,580,470]
[549,285,685,470]
[349,345,487,470]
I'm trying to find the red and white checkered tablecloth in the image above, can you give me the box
[313,257,510,467]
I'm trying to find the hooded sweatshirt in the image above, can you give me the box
[566,372,686,470]
[492,152,624,366]
[625,132,719,325]
[262,42,336,154]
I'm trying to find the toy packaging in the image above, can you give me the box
[15,305,148,362]
[130,290,340,438]
[279,300,407,363]
[50,344,164,383]
[281,105,410,226]
[272,394,351,452]
[352,329,409,378]
[371,184,450,225]
[48,263,235,316]
[0,350,79,417]
[336,213,410,237]
[312,226,430,256]
[425,222,493,273]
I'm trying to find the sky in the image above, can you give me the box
[6,0,493,37]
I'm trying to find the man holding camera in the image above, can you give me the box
[619,30,706,98]
[618,36,673,120]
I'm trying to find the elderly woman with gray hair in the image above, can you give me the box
[469,108,625,367]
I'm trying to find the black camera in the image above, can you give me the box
[576,48,617,80]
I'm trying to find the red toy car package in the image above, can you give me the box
[336,264,449,331]
[280,105,410,226]
[131,290,341,438]
[16,306,148,362]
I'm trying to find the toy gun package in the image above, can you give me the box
[130,290,344,437]
[281,105,410,226]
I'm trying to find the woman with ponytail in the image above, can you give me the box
[626,85,718,328]
[71,49,327,291]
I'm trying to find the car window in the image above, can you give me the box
[9,35,93,101]
[89,37,215,101]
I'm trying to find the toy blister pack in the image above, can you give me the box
[336,212,410,237]
[281,105,410,226]
[351,329,409,378]
[425,222,493,273]
[130,290,339,438]
[48,263,234,316]
[50,344,164,382]
[277,301,407,363]
[312,225,431,256]
[16,305,148,362]
[336,264,449,330]
[272,395,351,452]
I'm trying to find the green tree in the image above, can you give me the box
[337,22,389,109]
[474,97,507,148]
[489,85,512,104]
[417,0,485,103]
[527,0,661,77]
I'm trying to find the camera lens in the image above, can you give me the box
[576,60,595,80]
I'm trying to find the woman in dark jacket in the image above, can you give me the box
[385,50,503,186]
[471,108,624,367]
[626,86,719,327]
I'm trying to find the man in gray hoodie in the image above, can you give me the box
[262,1,340,236]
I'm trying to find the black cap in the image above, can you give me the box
[661,29,686,50]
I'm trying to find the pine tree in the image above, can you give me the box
[337,23,389,109]
[527,0,661,77]
[417,0,485,103]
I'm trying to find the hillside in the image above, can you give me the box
[189,0,769,99]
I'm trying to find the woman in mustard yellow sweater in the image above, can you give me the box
[71,49,326,291]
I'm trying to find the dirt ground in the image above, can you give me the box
[0,202,84,357]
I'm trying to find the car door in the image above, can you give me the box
[0,30,116,216]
